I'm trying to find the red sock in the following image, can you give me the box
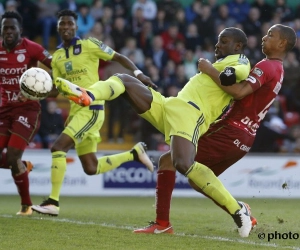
[0,152,9,169]
[155,170,176,226]
[12,171,32,205]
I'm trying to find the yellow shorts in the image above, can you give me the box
[63,105,104,156]
[140,89,209,147]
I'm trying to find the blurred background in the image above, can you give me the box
[1,0,300,154]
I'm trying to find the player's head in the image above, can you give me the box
[0,11,22,48]
[215,27,248,59]
[56,9,78,42]
[262,24,297,57]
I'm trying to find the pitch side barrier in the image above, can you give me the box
[0,150,299,198]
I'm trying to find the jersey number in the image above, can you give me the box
[241,98,275,127]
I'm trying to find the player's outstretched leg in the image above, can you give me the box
[231,201,253,237]
[133,221,174,234]
[31,198,59,216]
[55,77,92,106]
[131,142,154,172]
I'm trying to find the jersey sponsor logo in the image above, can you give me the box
[0,64,28,75]
[65,61,73,72]
[0,51,6,54]
[14,49,26,54]
[0,57,8,60]
[253,67,263,77]
[17,116,30,128]
[17,54,25,62]
[73,44,82,55]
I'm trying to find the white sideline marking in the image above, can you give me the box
[1,214,299,250]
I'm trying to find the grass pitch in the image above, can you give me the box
[0,196,299,250]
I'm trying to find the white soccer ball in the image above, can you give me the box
[19,67,53,101]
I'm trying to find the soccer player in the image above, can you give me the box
[0,11,52,215]
[53,27,254,236]
[133,24,297,235]
[31,9,155,216]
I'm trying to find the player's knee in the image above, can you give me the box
[158,152,176,171]
[173,158,193,176]
[82,166,96,176]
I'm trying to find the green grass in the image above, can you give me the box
[0,196,299,250]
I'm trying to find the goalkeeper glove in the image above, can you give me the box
[219,67,236,86]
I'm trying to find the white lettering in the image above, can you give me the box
[0,64,27,75]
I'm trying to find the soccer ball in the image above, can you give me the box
[19,67,53,101]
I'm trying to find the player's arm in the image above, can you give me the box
[198,59,253,100]
[112,52,157,88]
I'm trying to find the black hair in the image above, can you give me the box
[56,9,78,20]
[224,27,248,50]
[1,11,23,26]
[275,24,297,52]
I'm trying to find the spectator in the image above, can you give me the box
[16,0,38,40]
[251,0,273,23]
[131,0,157,21]
[185,22,202,52]
[59,0,77,12]
[227,0,250,23]
[151,8,169,35]
[76,3,95,38]
[84,20,104,41]
[90,0,103,21]
[274,0,294,23]
[193,4,216,47]
[160,22,185,64]
[184,0,202,24]
[36,100,64,149]
[106,0,129,19]
[130,7,145,36]
[207,0,219,18]
[120,37,145,69]
[242,7,262,37]
[281,51,300,111]
[135,20,154,55]
[101,6,113,35]
[5,0,17,12]
[145,35,169,76]
[110,17,131,52]
[157,0,182,23]
[175,9,186,35]
[214,4,237,29]
[243,35,264,67]
[183,50,198,79]
[36,0,60,50]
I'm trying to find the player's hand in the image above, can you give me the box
[136,74,158,89]
[198,58,213,74]
[17,92,28,102]
[219,67,236,86]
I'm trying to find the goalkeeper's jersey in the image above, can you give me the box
[51,37,115,113]
[177,54,251,125]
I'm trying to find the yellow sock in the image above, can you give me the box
[186,162,240,214]
[96,151,134,174]
[88,75,125,101]
[49,151,67,202]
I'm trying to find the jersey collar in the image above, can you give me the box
[57,36,81,49]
